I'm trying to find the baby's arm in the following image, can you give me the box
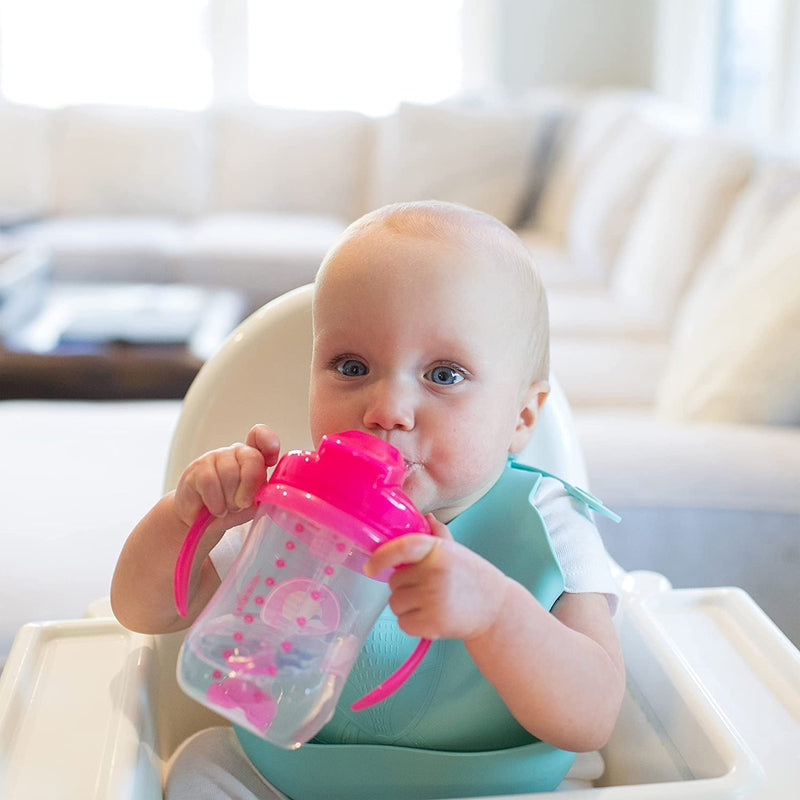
[110,425,280,634]
[364,518,625,753]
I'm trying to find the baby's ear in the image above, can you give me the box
[509,380,549,454]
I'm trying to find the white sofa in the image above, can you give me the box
[2,89,799,411]
[1,88,799,658]
[0,96,565,312]
[525,91,800,645]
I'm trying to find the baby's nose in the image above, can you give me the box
[362,379,415,431]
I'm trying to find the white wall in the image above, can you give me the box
[493,0,658,91]
[651,0,720,119]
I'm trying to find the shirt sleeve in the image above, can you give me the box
[533,477,621,615]
[209,524,248,579]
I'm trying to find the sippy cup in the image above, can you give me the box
[173,430,432,749]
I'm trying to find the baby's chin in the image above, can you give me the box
[402,476,463,524]
[401,460,502,523]
[400,466,437,514]
[419,471,506,523]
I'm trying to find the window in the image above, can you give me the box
[247,0,464,115]
[0,0,211,109]
[714,0,783,140]
[0,0,465,114]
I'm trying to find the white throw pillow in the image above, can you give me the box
[534,91,646,241]
[610,135,752,330]
[673,162,800,348]
[369,101,550,226]
[0,103,52,217]
[52,106,210,216]
[211,107,373,221]
[656,194,800,424]
[566,113,675,283]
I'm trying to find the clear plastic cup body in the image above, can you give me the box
[177,506,390,748]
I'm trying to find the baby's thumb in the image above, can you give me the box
[426,513,453,541]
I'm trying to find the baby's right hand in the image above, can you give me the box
[174,424,281,530]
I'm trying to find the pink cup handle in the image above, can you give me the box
[351,637,432,711]
[174,506,213,617]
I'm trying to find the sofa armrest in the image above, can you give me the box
[576,410,800,513]
[575,409,800,646]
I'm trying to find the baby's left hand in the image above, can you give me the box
[363,515,511,641]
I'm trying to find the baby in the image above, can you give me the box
[111,201,624,799]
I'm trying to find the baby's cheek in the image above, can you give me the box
[421,457,495,507]
[400,470,432,508]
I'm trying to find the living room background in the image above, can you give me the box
[2,4,800,790]
[1,0,798,155]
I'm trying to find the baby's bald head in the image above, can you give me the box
[316,201,549,387]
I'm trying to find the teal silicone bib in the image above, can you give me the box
[236,463,589,798]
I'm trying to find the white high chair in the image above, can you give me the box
[1,284,799,799]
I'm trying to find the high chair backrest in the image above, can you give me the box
[165,283,589,492]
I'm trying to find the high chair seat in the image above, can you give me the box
[158,282,605,792]
[165,281,601,776]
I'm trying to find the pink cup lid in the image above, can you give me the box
[256,430,430,554]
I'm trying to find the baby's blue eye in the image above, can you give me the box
[336,359,368,377]
[426,365,464,385]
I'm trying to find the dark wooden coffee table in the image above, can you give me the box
[1,271,245,400]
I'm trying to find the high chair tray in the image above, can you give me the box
[606,582,800,798]
[0,585,799,799]
[0,618,159,800]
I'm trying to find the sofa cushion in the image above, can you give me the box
[547,286,661,336]
[551,337,670,408]
[565,112,676,284]
[673,161,800,348]
[609,134,752,330]
[369,101,551,226]
[656,193,800,424]
[517,227,584,288]
[0,103,52,217]
[534,91,646,241]
[210,107,373,221]
[173,212,346,309]
[51,106,210,216]
[13,216,184,283]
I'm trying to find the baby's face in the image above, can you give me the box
[309,226,536,522]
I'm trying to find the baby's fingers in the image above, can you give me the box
[198,447,243,517]
[426,514,453,541]
[245,424,281,466]
[177,443,266,523]
[363,534,438,578]
[232,445,269,509]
